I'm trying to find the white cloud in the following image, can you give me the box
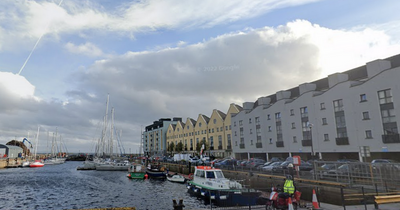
[0,72,38,100]
[65,42,104,57]
[0,0,319,52]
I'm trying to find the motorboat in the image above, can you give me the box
[30,160,44,168]
[186,166,261,206]
[167,173,186,183]
[127,163,146,179]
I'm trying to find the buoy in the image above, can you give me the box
[144,174,148,179]
[312,189,320,209]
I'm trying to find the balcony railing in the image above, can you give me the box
[239,144,245,149]
[302,139,312,147]
[210,146,214,150]
[336,137,349,145]
[382,134,400,143]
[227,145,232,150]
[276,141,284,147]
[256,142,262,148]
[218,145,223,150]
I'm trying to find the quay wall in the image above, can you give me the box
[0,158,23,168]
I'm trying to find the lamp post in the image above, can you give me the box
[307,122,314,159]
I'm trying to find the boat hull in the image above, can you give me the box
[146,169,166,179]
[127,172,146,179]
[30,162,44,167]
[187,182,261,207]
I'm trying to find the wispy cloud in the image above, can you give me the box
[65,42,104,57]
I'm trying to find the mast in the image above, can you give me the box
[110,107,114,158]
[34,126,40,160]
[101,94,109,158]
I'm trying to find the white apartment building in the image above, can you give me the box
[232,54,400,162]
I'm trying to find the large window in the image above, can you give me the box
[300,107,308,118]
[335,116,346,128]
[378,89,392,104]
[381,109,396,123]
[275,112,281,121]
[333,99,344,112]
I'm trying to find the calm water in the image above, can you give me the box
[0,161,207,210]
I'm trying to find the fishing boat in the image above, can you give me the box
[167,173,186,183]
[127,163,146,179]
[146,163,167,179]
[186,166,261,207]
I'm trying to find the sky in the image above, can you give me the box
[1,0,400,154]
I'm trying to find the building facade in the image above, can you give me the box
[232,54,400,162]
[143,118,181,156]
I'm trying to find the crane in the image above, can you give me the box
[22,138,33,148]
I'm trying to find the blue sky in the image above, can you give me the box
[1,0,400,154]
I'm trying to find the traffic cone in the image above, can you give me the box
[312,189,320,209]
[287,197,294,210]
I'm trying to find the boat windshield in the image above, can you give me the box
[206,171,215,178]
[215,171,224,179]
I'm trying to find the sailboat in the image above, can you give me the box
[30,126,44,168]
[44,129,66,165]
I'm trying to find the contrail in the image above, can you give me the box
[18,0,64,75]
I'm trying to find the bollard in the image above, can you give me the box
[173,199,185,210]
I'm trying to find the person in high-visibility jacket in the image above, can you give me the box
[283,175,295,195]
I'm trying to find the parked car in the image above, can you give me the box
[263,161,283,172]
[247,158,265,168]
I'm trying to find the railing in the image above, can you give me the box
[302,139,312,147]
[382,134,400,143]
[336,137,349,145]
[276,141,284,147]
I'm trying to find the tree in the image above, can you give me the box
[169,142,175,155]
[176,142,183,152]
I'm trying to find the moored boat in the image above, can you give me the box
[127,163,146,179]
[186,166,261,207]
[146,163,167,179]
[167,173,186,183]
[30,160,44,168]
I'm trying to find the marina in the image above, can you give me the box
[0,161,207,210]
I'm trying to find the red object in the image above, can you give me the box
[144,174,148,179]
[287,197,294,210]
[312,189,320,209]
[293,156,301,166]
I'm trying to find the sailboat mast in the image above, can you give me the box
[110,107,114,158]
[102,94,109,158]
[34,126,40,160]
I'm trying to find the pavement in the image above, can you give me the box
[310,202,400,210]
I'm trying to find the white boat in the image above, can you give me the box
[167,173,186,183]
[186,166,261,206]
[30,160,44,168]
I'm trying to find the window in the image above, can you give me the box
[234,121,236,126]
[213,119,217,124]
[333,99,344,112]
[290,109,294,116]
[360,94,367,102]
[256,127,261,135]
[302,121,309,131]
[320,103,325,110]
[225,126,228,130]
[240,128,243,136]
[267,114,271,120]
[218,135,222,147]
[199,122,202,127]
[300,107,308,118]
[381,109,396,123]
[250,129,253,134]
[365,130,372,139]
[335,116,346,128]
[269,138,272,144]
[239,120,243,126]
[362,112,370,120]
[378,89,392,104]
[293,136,297,143]
[268,126,272,132]
[235,141,238,146]
[324,134,329,141]
[220,126,223,131]
[234,131,237,136]
[255,117,260,124]
[275,112,281,120]
[227,134,231,147]
[250,140,253,145]
[216,128,219,132]
[322,118,327,125]
[291,122,296,129]
[249,118,252,124]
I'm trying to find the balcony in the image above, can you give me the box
[256,142,262,148]
[210,146,214,150]
[190,147,193,151]
[302,139,312,147]
[276,141,284,147]
[336,137,349,145]
[239,144,245,149]
[218,145,223,150]
[382,134,400,143]
[227,145,232,150]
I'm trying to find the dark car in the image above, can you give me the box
[272,161,292,173]
[247,158,265,168]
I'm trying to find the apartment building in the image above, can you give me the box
[143,118,181,156]
[232,54,400,162]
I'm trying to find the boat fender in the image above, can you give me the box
[188,173,194,180]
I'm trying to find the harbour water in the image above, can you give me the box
[0,161,207,210]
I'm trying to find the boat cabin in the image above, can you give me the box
[194,166,225,179]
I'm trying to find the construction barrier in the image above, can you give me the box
[375,195,400,204]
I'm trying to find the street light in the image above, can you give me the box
[307,122,314,158]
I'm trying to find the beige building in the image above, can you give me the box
[161,104,243,158]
